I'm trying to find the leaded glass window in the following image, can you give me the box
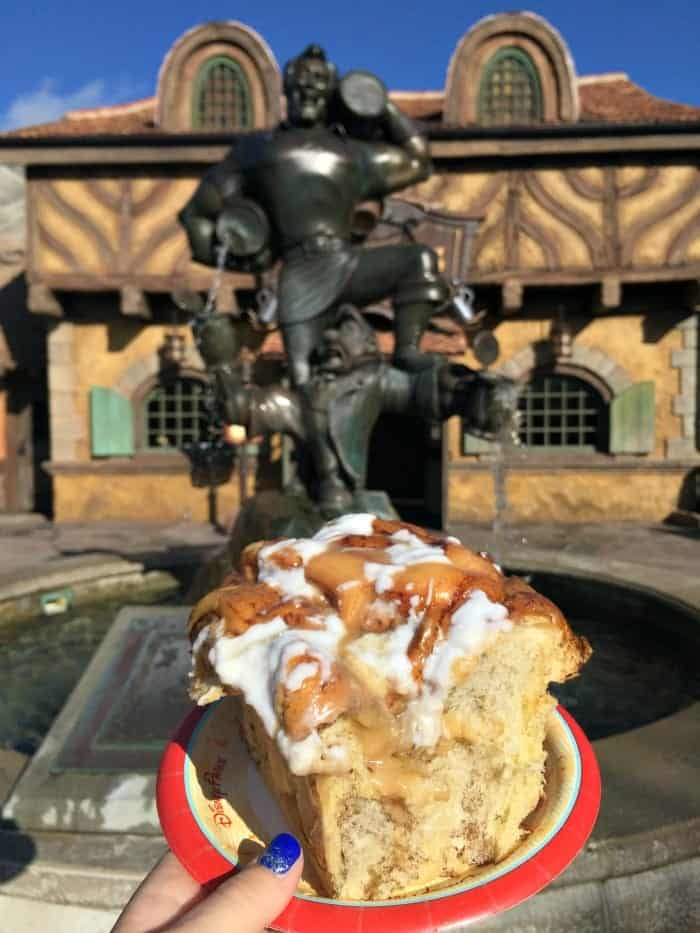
[478,47,542,126]
[517,374,608,450]
[143,378,209,451]
[193,56,252,130]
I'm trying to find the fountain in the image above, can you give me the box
[176,46,516,564]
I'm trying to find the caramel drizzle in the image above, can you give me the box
[406,572,505,682]
[189,517,511,737]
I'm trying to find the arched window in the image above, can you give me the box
[478,46,543,126]
[193,56,253,130]
[517,373,608,451]
[141,376,209,451]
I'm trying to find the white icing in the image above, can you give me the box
[366,597,400,628]
[405,589,512,748]
[312,513,376,542]
[190,621,212,658]
[276,730,350,776]
[277,729,324,775]
[208,617,288,734]
[364,561,400,594]
[283,659,320,692]
[348,609,421,697]
[387,529,451,566]
[204,608,347,774]
[257,561,315,600]
[422,590,510,691]
[402,692,445,748]
[193,514,517,772]
[292,538,328,562]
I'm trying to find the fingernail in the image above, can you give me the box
[258,833,302,875]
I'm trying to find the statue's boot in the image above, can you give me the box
[318,477,353,518]
[392,277,450,372]
[297,386,353,516]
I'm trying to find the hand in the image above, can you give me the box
[112,833,303,933]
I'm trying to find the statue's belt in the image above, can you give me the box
[284,235,350,262]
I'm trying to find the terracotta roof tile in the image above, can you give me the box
[578,76,700,124]
[388,91,444,121]
[3,75,699,139]
[5,97,157,138]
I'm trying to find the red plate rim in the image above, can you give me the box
[157,704,600,932]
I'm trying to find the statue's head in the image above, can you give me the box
[317,305,379,373]
[283,44,338,127]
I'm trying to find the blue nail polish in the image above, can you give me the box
[259,833,301,875]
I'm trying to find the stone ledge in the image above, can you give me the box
[603,855,700,933]
[666,437,698,458]
[0,893,119,932]
[551,819,700,889]
[0,513,49,534]
[0,555,145,600]
[671,347,696,367]
[0,559,178,624]
[0,829,164,910]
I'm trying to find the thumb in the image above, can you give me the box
[173,833,303,933]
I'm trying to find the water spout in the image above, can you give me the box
[203,237,231,316]
[489,387,521,565]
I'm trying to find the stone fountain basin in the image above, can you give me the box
[0,557,699,931]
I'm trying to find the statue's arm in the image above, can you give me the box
[383,362,519,437]
[382,367,432,415]
[362,101,432,197]
[179,155,244,266]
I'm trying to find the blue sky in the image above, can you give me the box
[1,0,698,130]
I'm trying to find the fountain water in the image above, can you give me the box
[486,381,522,564]
[202,237,230,315]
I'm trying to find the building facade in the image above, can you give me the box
[1,13,699,524]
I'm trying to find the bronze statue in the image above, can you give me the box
[179,44,516,520]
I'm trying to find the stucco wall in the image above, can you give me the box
[53,471,239,523]
[446,468,688,523]
[53,316,200,461]
[49,315,245,522]
[449,312,685,458]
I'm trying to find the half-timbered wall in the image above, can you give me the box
[28,176,200,290]
[26,162,700,298]
[413,163,700,285]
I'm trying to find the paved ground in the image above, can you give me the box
[0,513,228,582]
[0,512,697,596]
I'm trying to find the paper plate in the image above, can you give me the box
[157,699,600,932]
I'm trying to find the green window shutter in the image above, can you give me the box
[463,431,497,455]
[90,387,134,457]
[609,381,655,454]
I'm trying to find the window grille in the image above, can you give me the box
[143,378,209,451]
[479,47,543,125]
[193,56,252,130]
[517,374,607,450]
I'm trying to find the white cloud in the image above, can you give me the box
[0,77,145,131]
